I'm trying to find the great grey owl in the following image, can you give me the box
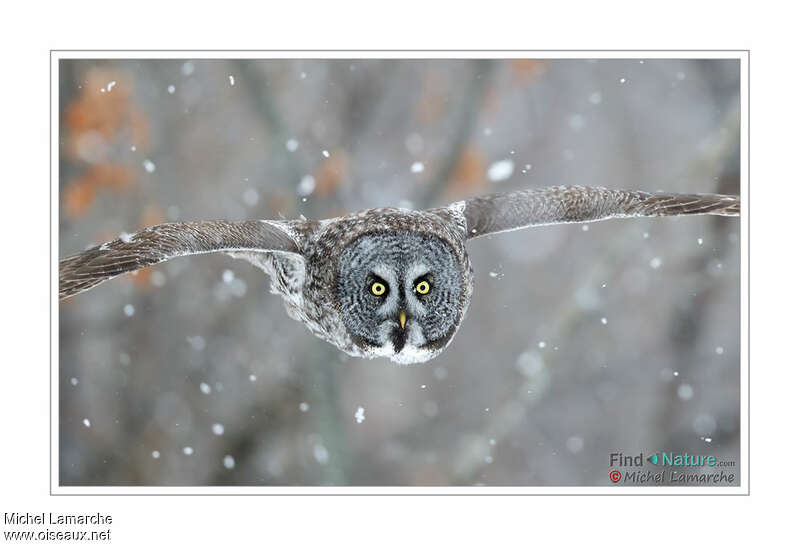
[60,185,740,364]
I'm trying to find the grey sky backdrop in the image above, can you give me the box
[59,58,740,486]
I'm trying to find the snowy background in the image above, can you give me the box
[58,58,740,486]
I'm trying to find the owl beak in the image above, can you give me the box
[399,310,407,329]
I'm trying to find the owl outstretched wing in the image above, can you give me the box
[459,185,740,240]
[59,220,301,300]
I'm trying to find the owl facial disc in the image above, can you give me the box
[336,231,464,364]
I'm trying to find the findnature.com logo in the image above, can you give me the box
[608,452,736,485]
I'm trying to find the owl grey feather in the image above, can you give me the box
[59,185,740,364]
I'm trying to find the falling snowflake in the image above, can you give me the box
[568,114,586,131]
[487,159,514,182]
[242,188,259,206]
[566,436,584,454]
[313,444,329,465]
[187,336,206,351]
[354,406,366,424]
[297,175,316,196]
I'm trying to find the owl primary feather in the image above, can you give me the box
[59,185,740,364]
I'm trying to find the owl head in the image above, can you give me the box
[336,230,470,364]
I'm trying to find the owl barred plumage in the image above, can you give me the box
[459,186,740,238]
[58,220,300,299]
[59,185,740,364]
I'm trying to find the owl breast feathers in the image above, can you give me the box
[59,186,740,364]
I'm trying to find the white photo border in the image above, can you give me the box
[50,50,749,496]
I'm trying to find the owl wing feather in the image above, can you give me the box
[59,220,301,300]
[460,185,740,239]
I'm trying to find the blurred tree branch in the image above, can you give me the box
[417,60,495,209]
[451,97,741,484]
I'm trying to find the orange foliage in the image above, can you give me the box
[267,192,292,216]
[445,146,488,198]
[313,149,349,197]
[415,69,448,124]
[130,266,153,287]
[139,204,164,228]
[510,59,547,82]
[63,68,151,218]
[481,86,501,115]
[64,70,149,151]
[64,163,134,218]
[63,178,97,219]
[324,207,348,220]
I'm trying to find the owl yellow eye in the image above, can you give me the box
[415,280,430,295]
[370,281,386,296]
